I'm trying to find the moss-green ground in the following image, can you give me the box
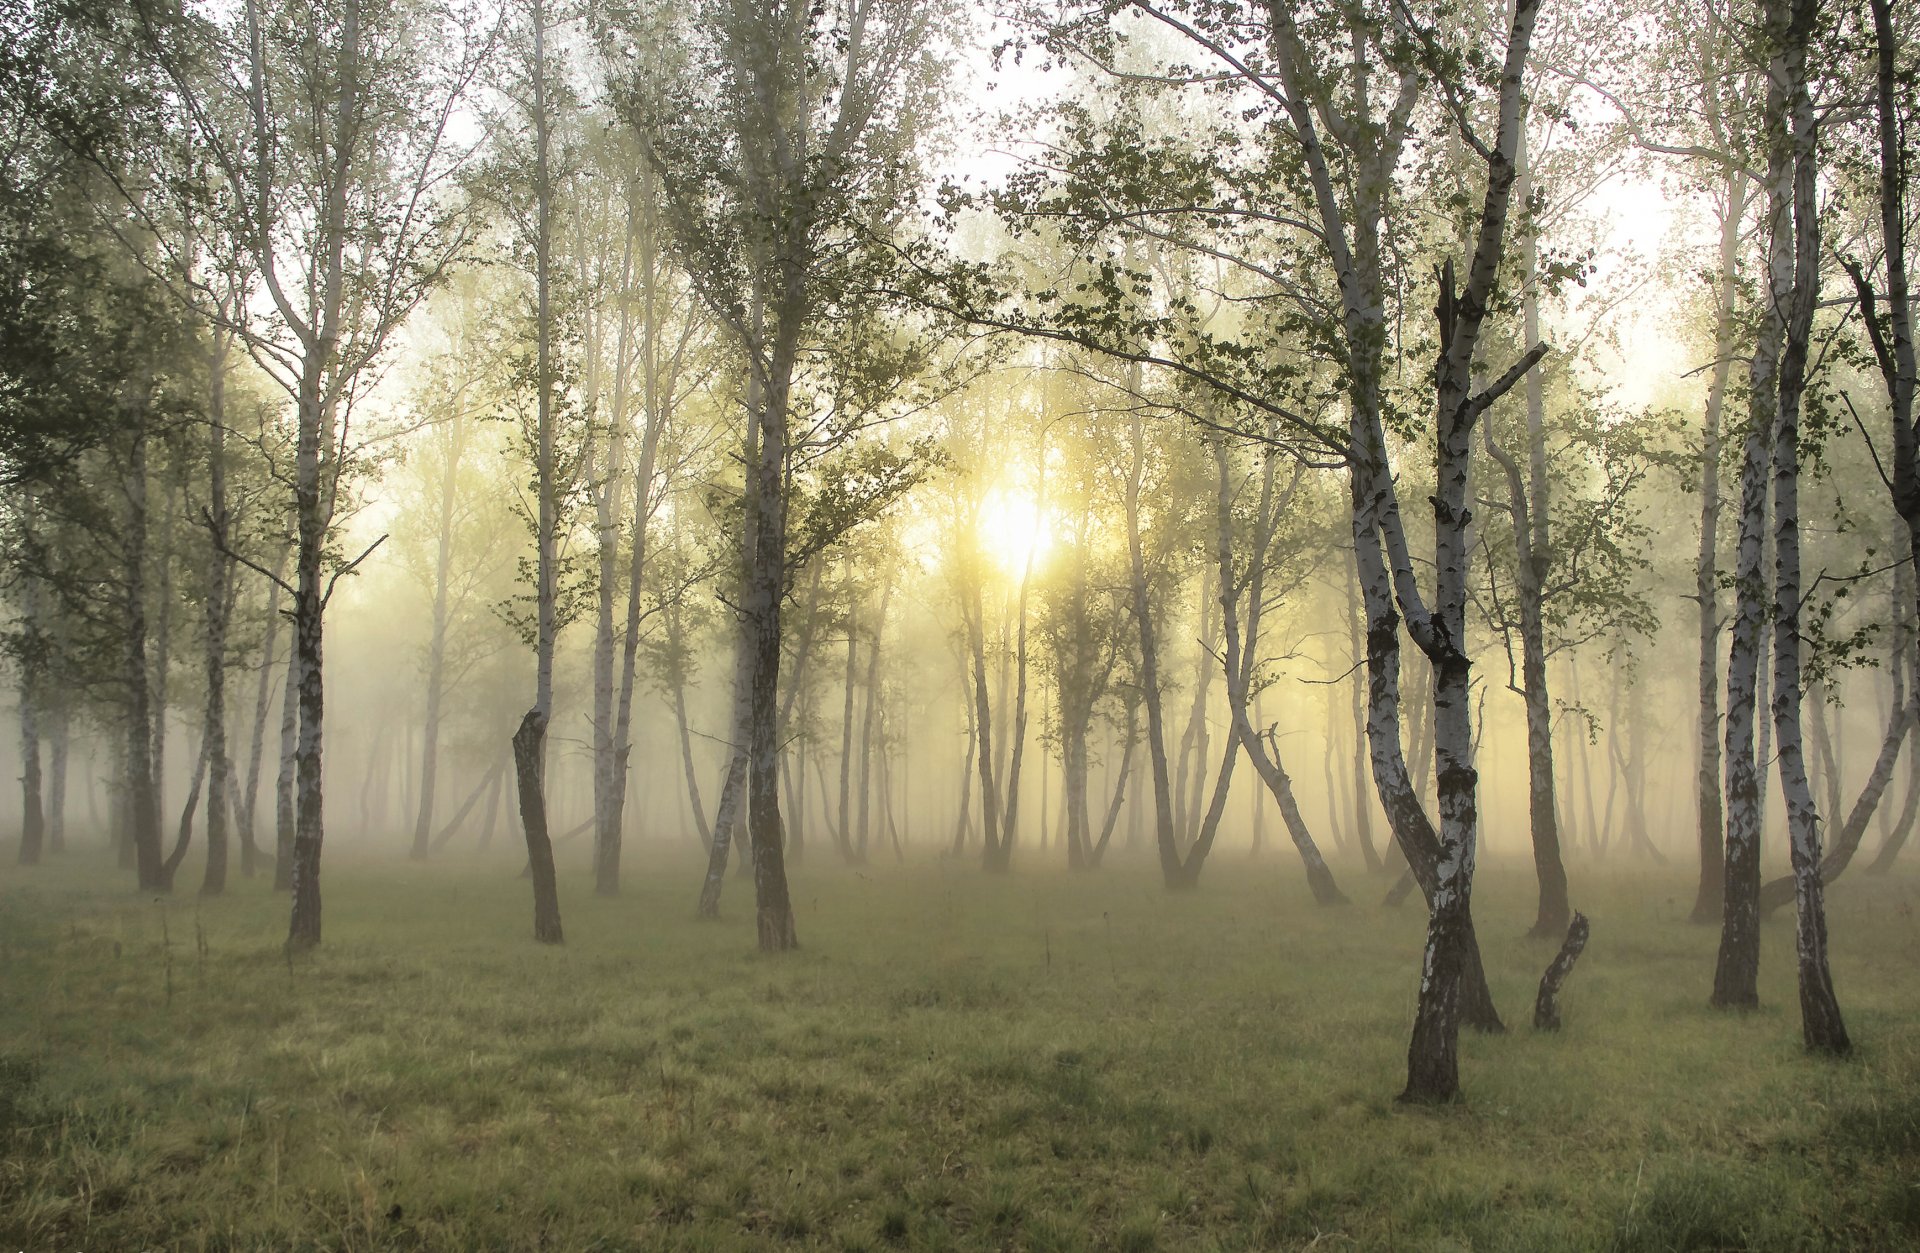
[2,846,1917,1250]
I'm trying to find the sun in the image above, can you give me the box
[976,485,1053,579]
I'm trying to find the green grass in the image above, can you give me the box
[2,845,1918,1250]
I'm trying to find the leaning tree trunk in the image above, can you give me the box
[1214,441,1344,901]
[697,633,752,917]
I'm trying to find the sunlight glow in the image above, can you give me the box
[976,485,1053,580]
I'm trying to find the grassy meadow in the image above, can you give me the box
[1,844,1918,1250]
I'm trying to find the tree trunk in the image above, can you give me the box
[125,427,165,892]
[16,683,43,866]
[1090,703,1137,868]
[743,317,799,954]
[161,736,210,890]
[413,414,465,861]
[512,711,564,943]
[429,764,503,854]
[601,164,670,898]
[1213,443,1344,900]
[511,0,566,943]
[951,694,976,857]
[1712,41,1790,1011]
[240,557,285,877]
[45,703,67,855]
[968,570,1004,871]
[200,332,236,897]
[838,603,860,862]
[1123,398,1180,888]
[273,631,298,892]
[697,633,752,917]
[1769,11,1847,1053]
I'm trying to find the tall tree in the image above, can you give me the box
[611,0,953,948]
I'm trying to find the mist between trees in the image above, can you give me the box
[0,0,1915,1109]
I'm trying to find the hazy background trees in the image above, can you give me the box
[2,0,1916,1102]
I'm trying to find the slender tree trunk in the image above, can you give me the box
[1769,12,1846,1051]
[968,572,1003,870]
[1214,443,1344,899]
[698,629,752,916]
[125,427,165,891]
[45,703,67,855]
[413,415,466,860]
[511,0,566,944]
[951,690,976,856]
[200,331,236,897]
[273,632,298,892]
[1345,549,1384,872]
[1090,703,1137,868]
[1123,399,1180,888]
[856,584,891,862]
[1712,43,1791,1009]
[600,169,668,897]
[17,682,43,866]
[240,558,285,877]
[672,667,713,850]
[991,490,1040,873]
[838,604,860,862]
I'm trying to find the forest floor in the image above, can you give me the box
[1,845,1918,1251]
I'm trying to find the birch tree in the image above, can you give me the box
[117,0,496,947]
[609,0,953,948]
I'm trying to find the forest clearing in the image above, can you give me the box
[5,0,1920,1245]
[3,851,1919,1250]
